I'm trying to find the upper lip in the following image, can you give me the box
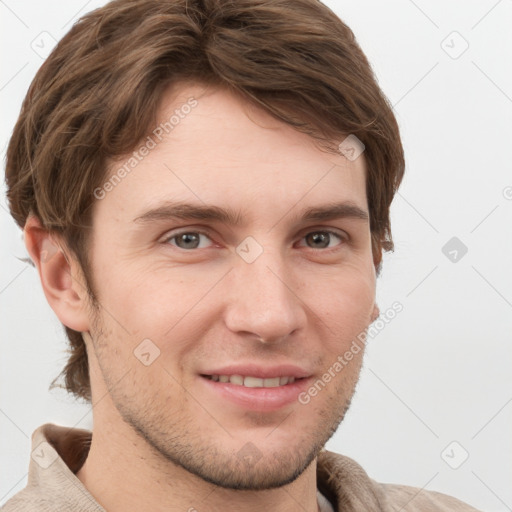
[200,364,312,379]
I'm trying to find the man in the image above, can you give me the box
[2,0,481,510]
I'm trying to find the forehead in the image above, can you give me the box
[95,82,368,226]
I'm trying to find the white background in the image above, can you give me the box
[1,1,511,510]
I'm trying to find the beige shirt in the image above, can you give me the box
[1,423,481,511]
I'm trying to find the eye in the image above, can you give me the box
[162,228,346,251]
[164,231,214,250]
[297,230,345,250]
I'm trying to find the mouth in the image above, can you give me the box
[198,372,312,411]
[201,374,304,388]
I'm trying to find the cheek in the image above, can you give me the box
[320,264,375,318]
[91,257,180,328]
[315,267,376,354]
[93,271,212,376]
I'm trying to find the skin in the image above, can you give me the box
[25,82,380,512]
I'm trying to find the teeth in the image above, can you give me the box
[208,375,297,387]
[244,376,264,387]
[230,375,244,385]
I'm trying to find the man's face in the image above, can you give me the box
[83,83,378,489]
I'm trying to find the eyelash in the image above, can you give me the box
[161,228,347,252]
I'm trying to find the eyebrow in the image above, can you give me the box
[133,200,369,226]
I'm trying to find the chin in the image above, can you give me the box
[178,442,321,491]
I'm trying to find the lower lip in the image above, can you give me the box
[198,376,311,412]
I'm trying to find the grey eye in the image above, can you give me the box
[302,231,343,249]
[167,232,212,250]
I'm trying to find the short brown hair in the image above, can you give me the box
[5,0,405,403]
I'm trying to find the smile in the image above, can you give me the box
[202,375,298,387]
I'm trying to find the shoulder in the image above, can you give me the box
[1,423,102,512]
[317,449,481,511]
[1,493,59,512]
[376,482,482,511]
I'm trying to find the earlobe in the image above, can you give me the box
[24,216,91,332]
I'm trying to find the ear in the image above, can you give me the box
[370,303,380,323]
[373,246,382,278]
[23,215,91,332]
[370,242,381,323]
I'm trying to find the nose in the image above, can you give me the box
[223,247,307,344]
